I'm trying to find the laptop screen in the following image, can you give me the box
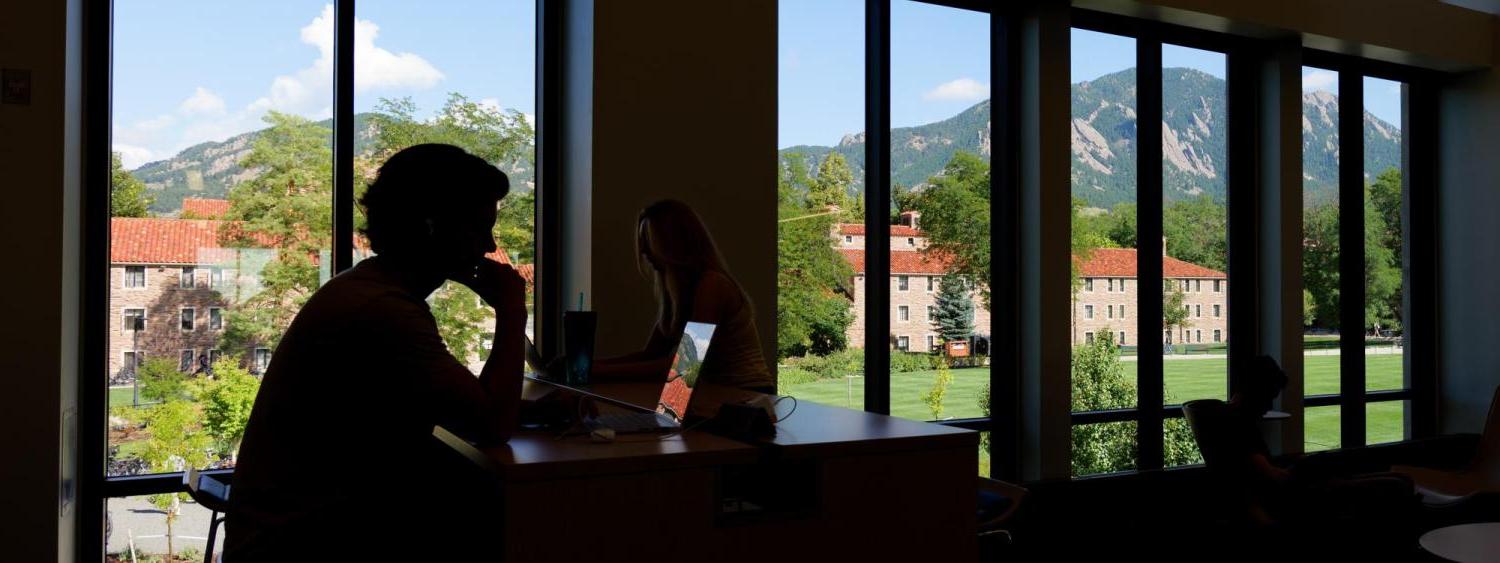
[659,322,715,420]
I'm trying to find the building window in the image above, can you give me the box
[1195,304,1202,318]
[1196,330,1202,343]
[122,308,146,333]
[1107,305,1114,319]
[179,350,195,372]
[1119,279,1128,292]
[210,267,224,289]
[845,235,853,243]
[1214,279,1223,292]
[927,335,936,350]
[209,307,223,330]
[926,276,935,292]
[898,305,910,322]
[1085,279,1094,292]
[906,237,916,247]
[1108,278,1115,292]
[179,267,196,289]
[123,266,146,288]
[1119,331,1127,345]
[926,305,935,321]
[1213,330,1222,343]
[1120,304,1127,318]
[1214,304,1221,318]
[122,351,141,377]
[1086,332,1095,344]
[1084,305,1094,319]
[898,275,909,291]
[207,349,221,367]
[180,308,195,331]
[253,348,272,375]
[896,336,910,351]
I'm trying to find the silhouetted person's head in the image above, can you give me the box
[635,199,728,277]
[359,144,508,280]
[1237,355,1289,415]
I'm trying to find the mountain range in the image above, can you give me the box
[778,67,1402,209]
[128,113,536,215]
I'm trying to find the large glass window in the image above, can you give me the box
[105,4,539,557]
[887,0,990,424]
[354,0,538,373]
[1301,65,1342,451]
[1363,76,1406,408]
[1069,28,1139,477]
[775,0,866,412]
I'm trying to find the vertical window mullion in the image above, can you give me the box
[332,0,356,274]
[989,6,1022,481]
[864,0,892,415]
[1338,71,1366,448]
[1135,35,1165,471]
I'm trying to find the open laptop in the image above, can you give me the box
[587,321,716,433]
[525,322,718,433]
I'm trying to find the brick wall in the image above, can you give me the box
[1071,276,1228,347]
[847,273,993,351]
[107,264,258,382]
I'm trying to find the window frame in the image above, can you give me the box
[121,308,146,333]
[178,349,195,372]
[79,1,559,552]
[208,307,223,331]
[179,307,195,332]
[122,265,146,289]
[179,266,195,289]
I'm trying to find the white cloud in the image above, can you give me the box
[178,87,226,116]
[113,143,155,169]
[1302,70,1337,93]
[249,4,442,116]
[118,4,445,168]
[923,78,990,102]
[479,97,504,113]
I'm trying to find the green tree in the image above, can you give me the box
[1302,201,1341,330]
[908,151,993,308]
[140,399,211,561]
[1302,188,1402,333]
[1069,331,1198,475]
[807,152,855,216]
[922,363,954,420]
[776,153,855,359]
[1163,195,1228,271]
[1163,286,1191,352]
[110,152,153,218]
[138,357,190,403]
[219,111,334,355]
[932,273,975,344]
[199,358,260,461]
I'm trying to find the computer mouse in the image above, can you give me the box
[589,427,616,443]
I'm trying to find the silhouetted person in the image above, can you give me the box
[1193,356,1416,549]
[225,144,528,560]
[587,200,774,393]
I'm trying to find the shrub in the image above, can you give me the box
[890,351,939,373]
[776,367,819,388]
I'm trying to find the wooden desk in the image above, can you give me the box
[436,381,979,562]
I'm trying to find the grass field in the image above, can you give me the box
[779,352,1408,460]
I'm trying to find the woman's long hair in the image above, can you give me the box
[635,200,743,330]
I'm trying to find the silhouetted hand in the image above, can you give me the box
[453,259,527,315]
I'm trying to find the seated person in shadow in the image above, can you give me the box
[1194,355,1417,538]
[583,199,775,394]
[225,144,529,560]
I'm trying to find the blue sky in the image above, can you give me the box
[777,9,1401,149]
[112,1,535,169]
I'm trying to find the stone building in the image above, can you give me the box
[1071,245,1228,348]
[836,212,992,352]
[109,198,535,383]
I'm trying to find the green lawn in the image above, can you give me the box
[780,352,1408,462]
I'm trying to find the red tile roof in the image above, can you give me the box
[837,223,925,237]
[1076,248,1226,279]
[113,218,534,288]
[181,198,231,219]
[839,248,954,275]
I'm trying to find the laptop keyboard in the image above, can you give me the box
[593,412,677,433]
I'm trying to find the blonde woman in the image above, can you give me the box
[591,199,774,393]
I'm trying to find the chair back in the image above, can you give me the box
[1475,385,1500,479]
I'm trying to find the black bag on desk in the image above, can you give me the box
[701,402,776,442]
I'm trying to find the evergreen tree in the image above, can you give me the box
[110,151,153,218]
[932,273,975,344]
[807,152,854,214]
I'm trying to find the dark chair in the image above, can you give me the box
[183,468,231,563]
[1394,385,1500,507]
[977,477,1027,546]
